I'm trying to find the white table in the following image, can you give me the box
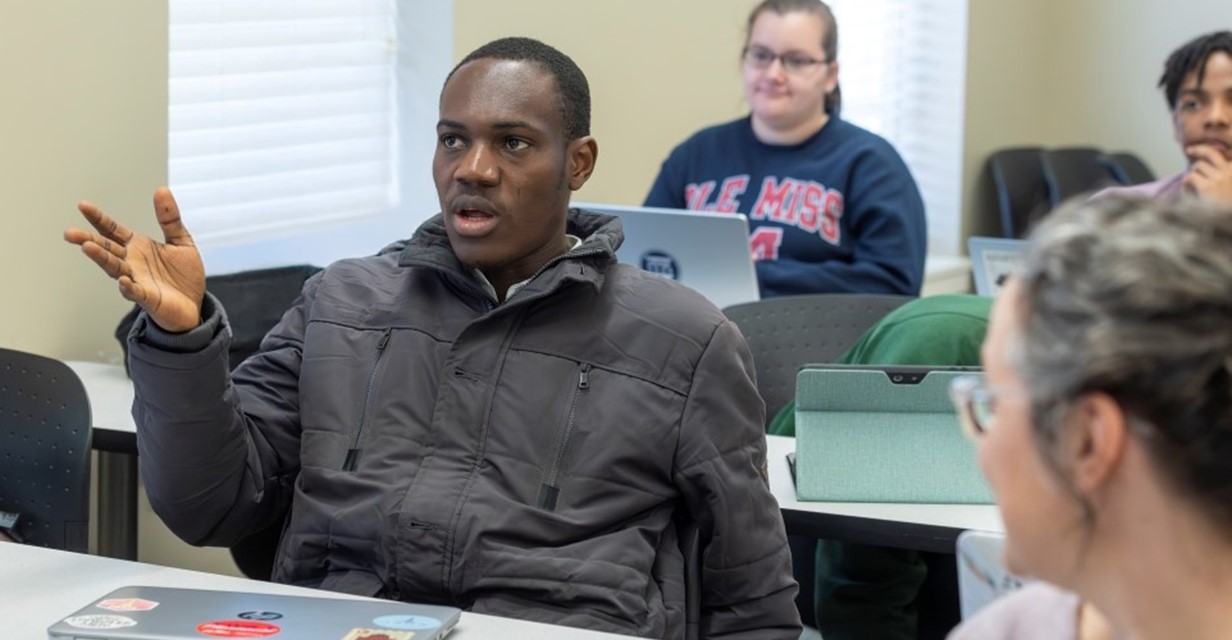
[766,435,1003,553]
[0,544,629,639]
[66,360,139,560]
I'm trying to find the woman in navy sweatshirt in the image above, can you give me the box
[644,0,926,298]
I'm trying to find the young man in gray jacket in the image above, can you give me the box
[65,37,801,639]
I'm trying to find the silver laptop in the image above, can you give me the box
[955,530,1026,620]
[576,202,761,310]
[48,585,461,640]
[967,236,1027,297]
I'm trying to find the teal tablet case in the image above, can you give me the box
[795,367,994,503]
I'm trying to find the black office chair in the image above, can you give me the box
[1102,151,1157,186]
[987,147,1050,238]
[0,348,92,552]
[723,293,912,630]
[114,264,322,579]
[1041,147,1119,207]
[722,294,914,423]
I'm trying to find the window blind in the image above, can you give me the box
[828,0,969,256]
[169,0,397,245]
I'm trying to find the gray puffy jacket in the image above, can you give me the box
[129,209,801,638]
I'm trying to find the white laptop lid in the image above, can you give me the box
[576,202,761,310]
[956,530,1027,620]
[967,236,1027,297]
[48,585,461,640]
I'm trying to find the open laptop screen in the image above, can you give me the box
[967,236,1026,297]
[575,202,760,310]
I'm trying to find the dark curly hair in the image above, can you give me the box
[443,37,591,141]
[1159,30,1232,109]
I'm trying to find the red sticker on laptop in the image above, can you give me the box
[340,630,414,640]
[96,597,160,612]
[196,619,282,637]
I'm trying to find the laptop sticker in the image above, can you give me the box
[639,251,680,280]
[373,614,442,630]
[196,619,282,637]
[96,598,159,612]
[65,614,138,629]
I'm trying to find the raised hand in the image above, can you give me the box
[64,187,206,333]
[1183,145,1232,205]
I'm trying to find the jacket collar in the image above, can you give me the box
[393,208,624,303]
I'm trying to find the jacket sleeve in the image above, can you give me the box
[127,274,320,547]
[675,319,802,639]
[756,149,927,296]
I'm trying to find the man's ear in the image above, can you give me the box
[1062,392,1130,497]
[567,136,598,192]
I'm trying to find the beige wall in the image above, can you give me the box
[1046,0,1226,175]
[961,0,1225,237]
[0,5,167,362]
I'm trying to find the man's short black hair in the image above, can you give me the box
[444,37,591,140]
[1159,30,1232,109]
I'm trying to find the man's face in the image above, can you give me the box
[1173,51,1232,163]
[433,58,595,284]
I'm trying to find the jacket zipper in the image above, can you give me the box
[537,363,591,510]
[343,328,392,471]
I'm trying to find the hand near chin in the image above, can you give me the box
[1183,145,1232,205]
[63,187,206,333]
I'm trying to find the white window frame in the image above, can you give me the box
[169,1,453,276]
[827,0,969,258]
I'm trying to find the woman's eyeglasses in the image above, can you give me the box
[949,375,1002,440]
[742,46,829,74]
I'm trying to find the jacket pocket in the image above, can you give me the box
[343,328,392,471]
[536,362,590,511]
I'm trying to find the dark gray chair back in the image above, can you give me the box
[1042,147,1119,206]
[987,147,1050,238]
[722,294,914,422]
[1101,151,1156,186]
[0,348,92,551]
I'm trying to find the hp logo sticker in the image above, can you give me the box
[640,251,680,280]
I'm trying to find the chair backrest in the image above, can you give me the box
[206,265,323,369]
[723,294,913,422]
[115,264,322,374]
[1041,147,1119,207]
[1101,151,1157,186]
[987,147,1050,238]
[0,348,92,551]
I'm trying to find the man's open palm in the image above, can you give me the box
[64,187,205,333]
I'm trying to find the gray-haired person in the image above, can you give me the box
[950,194,1232,640]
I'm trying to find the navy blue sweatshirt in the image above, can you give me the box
[645,116,926,298]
